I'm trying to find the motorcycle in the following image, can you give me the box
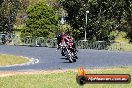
[60,41,78,63]
[60,43,67,56]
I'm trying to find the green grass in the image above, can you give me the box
[108,30,132,51]
[0,67,131,88]
[0,54,29,66]
[108,43,132,51]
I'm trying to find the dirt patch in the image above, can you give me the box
[0,67,129,77]
[0,69,75,77]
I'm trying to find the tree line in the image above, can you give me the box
[0,0,20,33]
[0,0,132,42]
[60,0,132,42]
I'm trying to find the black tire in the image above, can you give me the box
[65,58,68,60]
[75,56,78,59]
[61,52,65,56]
[73,59,76,62]
[69,57,74,63]
[61,49,65,56]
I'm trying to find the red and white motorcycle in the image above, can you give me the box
[60,39,78,63]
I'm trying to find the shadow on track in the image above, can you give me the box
[59,57,75,63]
[59,58,67,60]
[60,61,72,63]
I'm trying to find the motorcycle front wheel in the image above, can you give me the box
[68,53,74,63]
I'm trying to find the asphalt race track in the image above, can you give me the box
[0,45,132,71]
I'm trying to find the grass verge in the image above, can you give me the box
[0,67,131,88]
[0,54,29,66]
[108,43,132,51]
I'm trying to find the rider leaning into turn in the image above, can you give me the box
[56,32,77,51]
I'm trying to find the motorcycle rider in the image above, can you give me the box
[67,36,78,56]
[56,33,61,49]
[56,32,77,56]
[56,32,67,50]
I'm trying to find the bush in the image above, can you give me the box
[21,1,59,38]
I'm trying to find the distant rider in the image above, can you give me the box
[57,32,67,49]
